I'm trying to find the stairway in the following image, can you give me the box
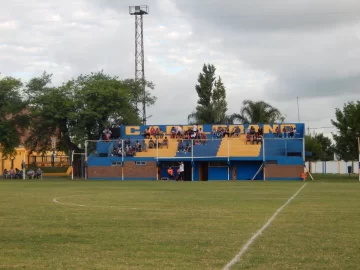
[135,139,178,158]
[217,135,261,157]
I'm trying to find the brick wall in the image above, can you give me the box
[265,164,304,179]
[88,166,122,179]
[124,161,157,179]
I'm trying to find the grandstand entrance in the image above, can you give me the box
[184,162,192,181]
[199,162,209,181]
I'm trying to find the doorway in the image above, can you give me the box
[183,162,192,181]
[199,162,209,181]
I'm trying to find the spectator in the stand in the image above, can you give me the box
[171,127,176,138]
[177,126,183,138]
[148,138,155,149]
[117,148,123,157]
[143,128,150,139]
[103,127,112,140]
[135,141,141,152]
[142,140,147,152]
[216,127,223,138]
[223,127,230,137]
[274,127,281,137]
[177,140,184,152]
[36,168,42,179]
[127,147,135,157]
[162,137,168,148]
[185,142,191,152]
[282,126,287,138]
[289,127,294,138]
[125,138,131,148]
[258,127,263,136]
[250,126,255,135]
[150,126,155,136]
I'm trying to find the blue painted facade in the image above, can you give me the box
[87,123,305,181]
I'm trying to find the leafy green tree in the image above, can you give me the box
[25,72,156,153]
[0,77,28,156]
[229,100,283,124]
[188,64,228,124]
[305,133,334,161]
[331,101,360,161]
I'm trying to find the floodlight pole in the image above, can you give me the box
[130,6,149,125]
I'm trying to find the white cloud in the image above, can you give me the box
[0,0,359,135]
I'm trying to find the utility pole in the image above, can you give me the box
[129,5,149,125]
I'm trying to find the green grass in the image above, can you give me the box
[0,178,359,269]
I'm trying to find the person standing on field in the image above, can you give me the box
[179,162,184,181]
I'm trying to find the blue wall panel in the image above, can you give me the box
[235,161,263,180]
[208,167,228,180]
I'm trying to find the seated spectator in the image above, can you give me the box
[143,128,150,139]
[9,169,15,179]
[176,126,183,138]
[3,169,8,179]
[258,127,263,136]
[216,127,223,138]
[135,141,141,152]
[162,137,169,148]
[150,126,155,136]
[177,141,184,152]
[250,126,255,135]
[223,127,230,137]
[154,128,160,139]
[117,148,123,157]
[148,138,155,149]
[159,129,164,139]
[142,140,147,152]
[282,126,287,138]
[111,148,118,156]
[245,130,252,145]
[36,168,42,179]
[195,139,201,145]
[170,126,176,138]
[185,142,192,152]
[126,147,135,157]
[27,169,35,179]
[125,138,131,147]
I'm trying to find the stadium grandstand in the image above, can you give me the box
[87,123,305,181]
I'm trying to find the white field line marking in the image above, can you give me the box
[223,183,308,270]
[52,197,138,210]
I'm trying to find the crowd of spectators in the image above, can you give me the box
[103,124,299,156]
[3,168,42,179]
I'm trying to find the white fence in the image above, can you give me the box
[305,161,359,174]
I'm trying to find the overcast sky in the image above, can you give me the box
[1,0,360,137]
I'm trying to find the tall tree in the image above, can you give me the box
[305,133,334,161]
[0,77,28,156]
[25,72,156,153]
[188,64,228,124]
[331,101,360,161]
[230,100,282,124]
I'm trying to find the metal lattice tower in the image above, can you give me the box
[129,6,149,125]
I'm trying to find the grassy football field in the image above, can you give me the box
[1,175,360,269]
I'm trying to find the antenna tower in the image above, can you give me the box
[129,5,149,125]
